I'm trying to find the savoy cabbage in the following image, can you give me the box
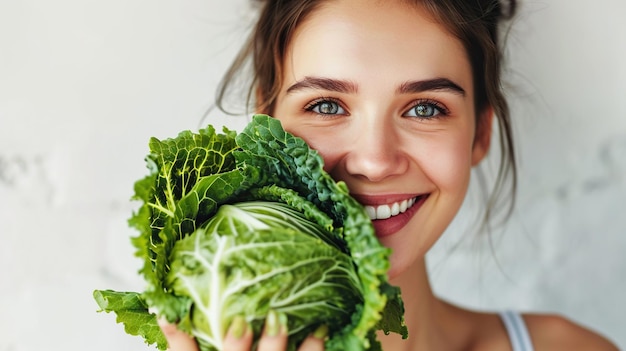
[93,115,407,350]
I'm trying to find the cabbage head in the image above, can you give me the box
[93,115,407,351]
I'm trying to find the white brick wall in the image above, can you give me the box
[1,1,624,349]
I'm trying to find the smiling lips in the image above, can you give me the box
[354,194,428,238]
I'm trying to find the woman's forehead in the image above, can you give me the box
[282,0,473,96]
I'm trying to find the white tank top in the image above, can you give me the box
[500,311,535,351]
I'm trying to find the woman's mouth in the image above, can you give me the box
[364,197,417,220]
[358,195,428,238]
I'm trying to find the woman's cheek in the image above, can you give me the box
[423,138,473,196]
[309,141,344,171]
[281,124,345,171]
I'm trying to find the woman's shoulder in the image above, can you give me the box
[444,303,619,351]
[461,309,619,351]
[523,313,619,351]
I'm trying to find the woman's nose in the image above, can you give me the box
[343,121,409,182]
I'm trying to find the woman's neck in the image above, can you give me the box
[377,258,471,351]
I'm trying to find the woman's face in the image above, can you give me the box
[271,0,490,278]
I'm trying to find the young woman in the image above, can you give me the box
[159,0,619,350]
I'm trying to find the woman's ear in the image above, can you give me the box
[471,106,493,166]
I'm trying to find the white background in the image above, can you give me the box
[1,0,624,349]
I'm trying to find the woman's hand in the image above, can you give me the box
[158,311,327,351]
[158,318,199,351]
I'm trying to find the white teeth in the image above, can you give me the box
[376,205,391,219]
[365,206,377,219]
[391,202,400,216]
[400,199,408,212]
[364,197,419,220]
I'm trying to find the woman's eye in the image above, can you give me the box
[306,100,346,115]
[404,101,446,119]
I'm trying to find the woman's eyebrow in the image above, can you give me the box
[285,76,465,96]
[397,78,466,96]
[286,76,358,94]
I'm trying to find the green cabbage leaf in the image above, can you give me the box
[94,115,407,350]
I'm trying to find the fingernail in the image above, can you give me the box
[265,310,287,337]
[229,316,247,339]
[313,324,328,339]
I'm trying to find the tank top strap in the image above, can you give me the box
[500,310,535,351]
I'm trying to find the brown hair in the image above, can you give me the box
[216,0,518,226]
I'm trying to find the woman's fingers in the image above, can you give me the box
[224,311,290,351]
[158,312,326,351]
[157,318,199,351]
[258,311,327,351]
[257,310,288,351]
[297,325,328,351]
[223,316,254,351]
